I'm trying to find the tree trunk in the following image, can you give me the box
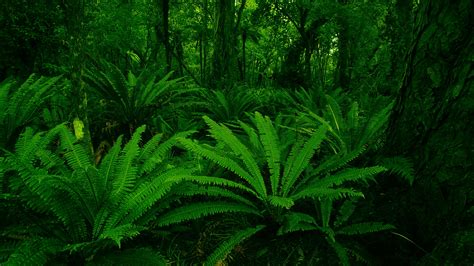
[157,0,171,72]
[211,0,236,89]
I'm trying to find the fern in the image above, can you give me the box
[282,124,328,196]
[3,124,212,262]
[380,156,415,185]
[205,225,265,266]
[254,112,281,195]
[109,125,145,202]
[204,116,267,196]
[308,166,387,188]
[99,224,146,248]
[175,183,257,207]
[291,187,364,201]
[0,75,61,150]
[157,201,260,227]
[326,237,350,266]
[84,62,185,130]
[178,138,262,197]
[278,212,318,235]
[336,222,395,235]
[3,238,63,265]
[325,94,345,133]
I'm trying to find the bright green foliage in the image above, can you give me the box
[297,94,394,153]
[84,62,187,130]
[197,87,262,123]
[179,112,386,210]
[0,124,203,263]
[178,112,388,264]
[0,74,61,150]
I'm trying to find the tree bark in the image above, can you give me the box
[211,0,236,89]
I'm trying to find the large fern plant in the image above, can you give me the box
[175,112,388,264]
[196,87,262,123]
[295,94,415,185]
[0,74,61,150]
[0,124,203,264]
[83,62,199,136]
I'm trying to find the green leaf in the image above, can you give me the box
[254,112,281,195]
[268,195,294,209]
[157,202,260,227]
[336,222,395,235]
[205,225,265,266]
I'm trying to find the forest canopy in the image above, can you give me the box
[0,0,472,265]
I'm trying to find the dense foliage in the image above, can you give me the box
[0,0,472,265]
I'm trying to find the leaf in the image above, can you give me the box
[268,195,294,209]
[278,212,318,235]
[100,224,146,248]
[205,225,265,266]
[282,124,328,196]
[157,202,260,227]
[203,116,267,197]
[73,118,85,140]
[336,222,395,235]
[254,112,281,195]
[380,156,415,185]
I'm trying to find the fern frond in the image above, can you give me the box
[136,133,163,163]
[321,198,333,228]
[99,224,146,248]
[316,145,367,176]
[334,199,356,227]
[205,225,265,266]
[310,166,386,188]
[359,101,394,146]
[58,125,91,170]
[325,94,344,133]
[380,156,415,185]
[282,124,328,196]
[139,130,195,174]
[4,238,62,265]
[102,168,192,234]
[336,222,395,235]
[254,112,281,195]
[178,138,259,195]
[175,183,257,207]
[291,187,363,201]
[157,202,260,227]
[97,136,123,201]
[268,195,294,209]
[238,120,262,152]
[203,116,266,196]
[105,63,130,110]
[183,175,257,197]
[327,237,350,266]
[109,125,145,202]
[293,146,368,194]
[278,212,317,235]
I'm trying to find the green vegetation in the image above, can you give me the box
[0,0,472,265]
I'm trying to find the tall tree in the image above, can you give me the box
[157,0,172,72]
[211,0,236,88]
